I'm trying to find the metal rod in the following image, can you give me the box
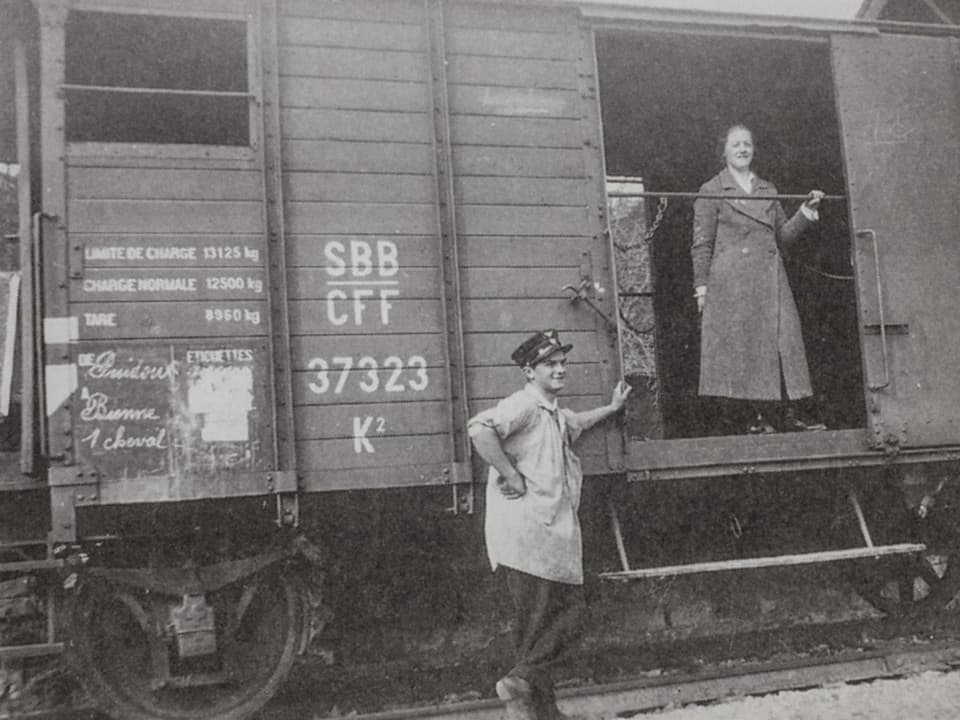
[59,83,255,98]
[607,191,846,201]
[849,490,875,549]
[608,499,631,572]
[920,0,955,24]
[857,229,890,391]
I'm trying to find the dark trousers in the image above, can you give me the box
[499,566,586,716]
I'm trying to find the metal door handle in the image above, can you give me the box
[856,229,889,391]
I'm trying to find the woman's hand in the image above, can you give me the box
[694,285,706,313]
[803,190,825,211]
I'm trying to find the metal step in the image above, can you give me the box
[600,543,927,581]
[0,559,63,573]
[0,642,64,660]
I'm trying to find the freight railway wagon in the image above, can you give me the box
[2,0,960,718]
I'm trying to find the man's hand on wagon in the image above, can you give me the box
[497,469,527,499]
[610,380,633,412]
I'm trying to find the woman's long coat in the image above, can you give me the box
[691,169,814,401]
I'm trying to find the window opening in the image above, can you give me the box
[597,31,865,439]
[64,11,250,145]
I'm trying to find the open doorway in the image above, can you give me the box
[597,30,866,439]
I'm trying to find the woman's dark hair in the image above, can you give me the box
[717,123,754,165]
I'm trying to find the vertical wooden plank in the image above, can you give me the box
[426,0,472,495]
[36,1,73,466]
[577,20,625,471]
[14,41,36,475]
[258,0,297,479]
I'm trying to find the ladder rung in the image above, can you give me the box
[599,543,927,581]
[0,642,64,660]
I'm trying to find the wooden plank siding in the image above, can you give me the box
[65,162,268,340]
[57,0,620,493]
[277,0,451,480]
[444,3,613,400]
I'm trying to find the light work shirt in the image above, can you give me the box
[468,383,585,585]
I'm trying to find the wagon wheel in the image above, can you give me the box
[847,484,960,617]
[65,566,305,720]
[852,551,960,616]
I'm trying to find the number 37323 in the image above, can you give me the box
[307,355,429,395]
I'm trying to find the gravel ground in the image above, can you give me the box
[639,670,960,720]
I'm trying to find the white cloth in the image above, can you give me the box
[468,383,585,585]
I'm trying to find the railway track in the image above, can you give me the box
[254,639,960,720]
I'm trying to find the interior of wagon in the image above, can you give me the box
[596,29,867,439]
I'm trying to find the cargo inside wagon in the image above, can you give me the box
[596,30,865,439]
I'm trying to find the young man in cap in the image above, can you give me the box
[468,329,632,720]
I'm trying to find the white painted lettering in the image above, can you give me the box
[379,289,399,325]
[351,240,373,277]
[184,349,254,364]
[353,416,375,454]
[83,278,137,293]
[324,241,347,277]
[352,288,374,324]
[146,246,196,261]
[83,312,117,327]
[84,247,125,260]
[135,277,197,292]
[327,290,348,325]
[378,240,399,277]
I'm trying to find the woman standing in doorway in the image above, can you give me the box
[691,123,825,434]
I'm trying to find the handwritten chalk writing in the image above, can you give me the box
[84,312,117,327]
[82,350,175,380]
[352,416,385,454]
[326,288,399,326]
[204,308,261,325]
[79,391,161,422]
[307,355,428,395]
[323,240,399,278]
[184,348,254,364]
[81,425,169,451]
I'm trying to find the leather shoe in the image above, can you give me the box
[496,675,532,701]
[782,408,826,432]
[747,414,775,434]
[497,676,535,720]
[545,709,588,720]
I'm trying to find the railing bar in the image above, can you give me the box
[59,83,255,98]
[608,191,845,201]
